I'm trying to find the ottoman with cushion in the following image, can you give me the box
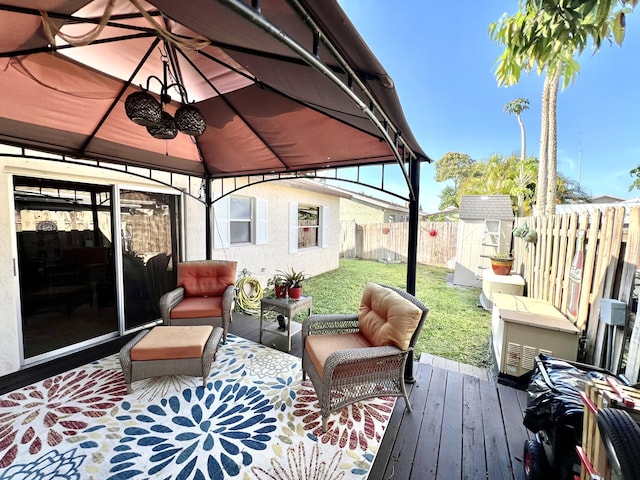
[119,325,223,393]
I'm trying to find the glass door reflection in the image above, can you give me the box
[15,177,117,359]
[120,190,179,331]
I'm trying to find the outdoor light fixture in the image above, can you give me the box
[125,58,206,139]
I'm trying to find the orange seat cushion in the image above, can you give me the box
[358,283,422,350]
[131,325,213,361]
[305,332,372,378]
[170,296,223,319]
[178,260,237,297]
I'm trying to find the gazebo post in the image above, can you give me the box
[405,154,420,383]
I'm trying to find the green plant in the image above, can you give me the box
[278,267,306,288]
[266,273,287,289]
[491,252,514,260]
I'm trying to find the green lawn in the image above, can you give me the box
[302,258,493,368]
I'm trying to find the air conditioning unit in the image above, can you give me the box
[492,294,580,378]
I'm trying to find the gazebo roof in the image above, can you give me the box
[0,0,429,179]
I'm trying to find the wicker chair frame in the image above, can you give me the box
[302,284,429,432]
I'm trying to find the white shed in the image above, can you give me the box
[453,195,515,287]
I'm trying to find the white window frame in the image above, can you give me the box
[213,195,267,249]
[289,202,328,253]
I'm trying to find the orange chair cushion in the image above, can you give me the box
[358,283,422,350]
[130,325,213,361]
[305,332,372,378]
[177,260,237,297]
[170,296,223,319]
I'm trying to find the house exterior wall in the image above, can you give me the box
[339,198,409,224]
[339,198,386,224]
[211,181,341,289]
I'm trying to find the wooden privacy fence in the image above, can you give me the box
[512,206,640,381]
[339,221,457,266]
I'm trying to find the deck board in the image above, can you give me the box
[231,313,528,480]
[386,362,433,479]
[462,375,487,480]
[436,369,463,480]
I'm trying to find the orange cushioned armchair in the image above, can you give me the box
[159,260,237,343]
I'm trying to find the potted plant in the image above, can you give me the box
[278,267,306,299]
[267,273,288,298]
[490,253,514,275]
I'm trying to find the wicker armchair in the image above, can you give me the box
[302,283,429,432]
[159,260,236,343]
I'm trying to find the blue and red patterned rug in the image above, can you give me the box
[0,334,394,479]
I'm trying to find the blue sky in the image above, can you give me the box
[338,0,640,211]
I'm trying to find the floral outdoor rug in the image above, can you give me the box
[0,334,394,479]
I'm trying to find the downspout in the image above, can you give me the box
[405,155,420,383]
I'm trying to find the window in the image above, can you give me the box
[298,204,320,248]
[229,196,252,244]
[213,196,267,249]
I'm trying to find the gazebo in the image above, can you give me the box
[0,1,429,380]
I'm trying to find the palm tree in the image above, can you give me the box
[504,98,530,164]
[490,1,634,215]
[504,98,532,215]
[457,153,586,216]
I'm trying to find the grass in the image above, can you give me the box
[302,258,493,368]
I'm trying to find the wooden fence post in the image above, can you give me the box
[624,207,640,381]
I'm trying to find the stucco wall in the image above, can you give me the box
[0,165,20,374]
[211,181,341,289]
[339,198,385,224]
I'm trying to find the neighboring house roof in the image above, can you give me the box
[422,206,459,218]
[459,195,514,221]
[303,180,411,212]
[556,198,640,215]
[590,195,625,203]
[279,179,352,199]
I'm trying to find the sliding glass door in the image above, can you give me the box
[15,177,117,359]
[15,178,181,360]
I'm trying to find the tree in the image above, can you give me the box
[436,152,588,215]
[504,98,530,164]
[438,185,459,210]
[434,152,475,209]
[490,1,634,215]
[628,166,640,191]
[504,98,532,215]
[434,152,475,191]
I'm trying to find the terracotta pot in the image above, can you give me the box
[275,285,287,298]
[288,286,303,299]
[491,257,513,275]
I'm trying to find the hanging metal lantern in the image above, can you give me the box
[175,105,207,136]
[125,91,162,126]
[146,111,178,139]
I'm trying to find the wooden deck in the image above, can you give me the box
[230,313,532,480]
